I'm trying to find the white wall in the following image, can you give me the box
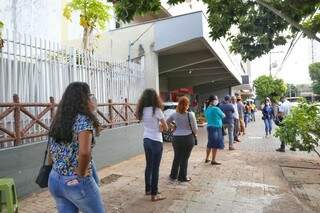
[87,23,159,91]
[0,0,62,42]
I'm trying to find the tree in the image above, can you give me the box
[275,100,320,158]
[110,0,320,61]
[0,21,4,49]
[309,62,320,94]
[63,0,111,50]
[253,75,287,102]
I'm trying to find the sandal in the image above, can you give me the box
[205,159,210,163]
[146,191,161,196]
[151,195,166,202]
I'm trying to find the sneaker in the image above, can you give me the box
[169,175,177,182]
[229,146,235,151]
[211,161,221,165]
[290,147,296,151]
[276,148,285,152]
[178,177,192,182]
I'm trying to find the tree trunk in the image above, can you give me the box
[82,27,90,50]
[256,0,320,43]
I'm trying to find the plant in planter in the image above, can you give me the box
[0,21,4,49]
[275,100,320,157]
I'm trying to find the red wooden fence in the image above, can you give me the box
[0,95,138,148]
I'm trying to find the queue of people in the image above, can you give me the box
[46,85,200,212]
[45,82,289,212]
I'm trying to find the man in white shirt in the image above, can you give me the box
[231,96,240,142]
[276,96,292,152]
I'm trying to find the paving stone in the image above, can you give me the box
[18,115,319,213]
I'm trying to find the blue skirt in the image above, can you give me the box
[207,126,224,149]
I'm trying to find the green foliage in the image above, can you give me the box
[0,20,4,48]
[64,0,111,30]
[303,12,320,34]
[275,101,320,156]
[309,62,320,94]
[253,75,287,102]
[285,84,298,97]
[111,0,162,23]
[111,0,320,61]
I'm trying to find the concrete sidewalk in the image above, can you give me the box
[19,118,320,213]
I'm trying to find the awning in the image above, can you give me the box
[154,12,243,92]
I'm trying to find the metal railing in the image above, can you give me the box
[0,29,145,104]
[0,94,139,149]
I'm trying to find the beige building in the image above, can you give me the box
[1,0,250,101]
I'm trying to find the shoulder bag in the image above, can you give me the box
[187,112,198,145]
[35,138,52,188]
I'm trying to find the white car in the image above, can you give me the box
[162,102,178,142]
[163,102,178,119]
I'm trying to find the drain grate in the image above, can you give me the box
[100,174,123,185]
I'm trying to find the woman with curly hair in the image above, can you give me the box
[136,88,168,202]
[48,82,105,213]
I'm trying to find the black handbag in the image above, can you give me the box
[187,112,198,145]
[35,139,52,188]
[274,115,284,126]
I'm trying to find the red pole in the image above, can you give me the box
[13,94,21,146]
[125,98,128,125]
[108,99,113,128]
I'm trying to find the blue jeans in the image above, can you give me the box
[48,169,105,213]
[264,118,272,135]
[244,113,250,127]
[252,111,256,122]
[223,123,234,147]
[143,138,163,195]
[91,161,100,185]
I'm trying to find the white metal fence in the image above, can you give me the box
[0,29,145,148]
[0,29,145,104]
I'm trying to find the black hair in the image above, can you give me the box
[136,88,163,120]
[49,82,100,144]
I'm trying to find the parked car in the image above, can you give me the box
[162,102,178,142]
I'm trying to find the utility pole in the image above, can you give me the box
[11,0,18,32]
[269,53,271,76]
[311,40,314,63]
[269,51,283,76]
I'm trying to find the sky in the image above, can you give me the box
[250,37,317,85]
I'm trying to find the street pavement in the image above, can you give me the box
[19,115,320,213]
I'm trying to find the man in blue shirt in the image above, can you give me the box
[219,95,235,150]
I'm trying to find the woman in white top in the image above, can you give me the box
[136,89,168,202]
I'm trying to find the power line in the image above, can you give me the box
[274,32,302,77]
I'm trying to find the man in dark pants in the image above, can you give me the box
[231,96,240,142]
[276,97,291,152]
[219,96,235,150]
